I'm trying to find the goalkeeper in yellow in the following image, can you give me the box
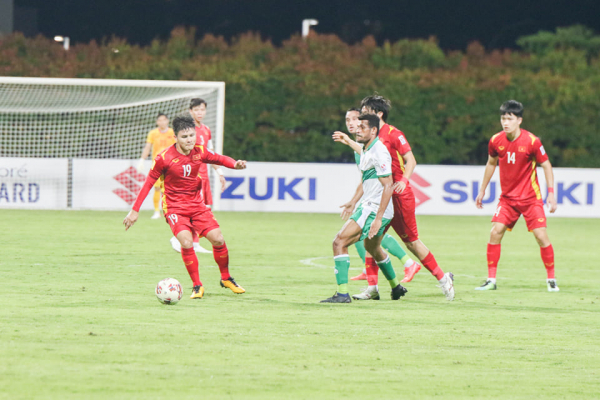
[137,113,175,219]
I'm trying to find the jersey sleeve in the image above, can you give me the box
[488,138,498,157]
[533,137,549,164]
[132,154,163,211]
[394,131,412,155]
[374,146,393,177]
[146,130,155,144]
[199,148,236,169]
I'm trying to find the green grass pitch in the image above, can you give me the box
[0,210,599,399]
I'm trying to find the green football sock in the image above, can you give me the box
[377,256,399,288]
[381,234,409,262]
[334,255,350,294]
[354,240,366,264]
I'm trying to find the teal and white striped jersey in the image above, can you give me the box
[355,138,394,220]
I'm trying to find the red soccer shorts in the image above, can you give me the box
[165,208,220,238]
[201,177,213,206]
[492,198,547,231]
[389,187,419,243]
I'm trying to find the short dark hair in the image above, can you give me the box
[500,100,523,117]
[360,93,391,122]
[157,112,168,119]
[172,115,196,135]
[189,98,207,109]
[358,113,380,136]
[346,107,360,113]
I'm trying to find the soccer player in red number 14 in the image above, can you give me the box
[123,115,247,299]
[475,100,559,292]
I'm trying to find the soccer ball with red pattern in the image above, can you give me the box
[155,278,183,305]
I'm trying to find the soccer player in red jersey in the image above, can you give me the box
[475,100,559,292]
[124,115,247,299]
[360,94,455,300]
[169,98,226,254]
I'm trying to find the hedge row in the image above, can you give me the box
[1,27,599,167]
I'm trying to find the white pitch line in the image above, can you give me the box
[299,256,363,270]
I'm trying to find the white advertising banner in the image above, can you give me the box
[220,162,600,218]
[3,158,596,217]
[72,159,155,210]
[0,157,68,209]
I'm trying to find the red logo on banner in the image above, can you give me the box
[113,167,146,204]
[410,173,431,208]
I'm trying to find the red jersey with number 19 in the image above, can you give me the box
[132,144,235,214]
[489,129,549,204]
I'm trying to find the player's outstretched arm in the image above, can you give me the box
[540,160,557,213]
[340,183,364,220]
[476,155,498,209]
[123,210,139,231]
[332,131,363,154]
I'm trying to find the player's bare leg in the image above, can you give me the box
[364,237,407,300]
[405,239,454,300]
[204,228,245,294]
[476,222,508,291]
[176,230,204,299]
[532,227,559,292]
[321,219,361,303]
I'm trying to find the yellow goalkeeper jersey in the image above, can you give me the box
[146,128,176,159]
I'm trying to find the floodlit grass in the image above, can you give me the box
[0,210,599,399]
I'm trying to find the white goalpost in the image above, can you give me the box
[0,77,226,210]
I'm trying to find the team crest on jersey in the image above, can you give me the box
[193,154,202,160]
[172,158,179,163]
[518,146,526,152]
[498,146,505,150]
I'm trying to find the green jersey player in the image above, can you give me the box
[321,113,408,303]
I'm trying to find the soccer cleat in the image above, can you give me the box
[151,211,161,219]
[400,261,421,283]
[320,292,352,303]
[547,279,560,292]
[390,284,408,300]
[352,287,380,300]
[193,242,212,254]
[190,285,204,299]
[350,272,367,281]
[220,277,245,294]
[438,272,455,301]
[170,236,182,253]
[475,280,497,291]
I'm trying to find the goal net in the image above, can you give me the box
[0,77,225,210]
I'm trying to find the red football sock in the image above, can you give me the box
[365,257,379,286]
[421,252,444,280]
[541,244,555,279]
[487,243,501,279]
[181,247,201,286]
[213,244,231,280]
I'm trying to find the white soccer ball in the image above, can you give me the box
[155,278,183,305]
